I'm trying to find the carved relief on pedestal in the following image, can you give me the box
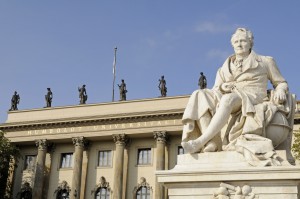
[213,183,257,199]
[153,131,168,143]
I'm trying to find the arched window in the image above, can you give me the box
[95,187,110,199]
[136,186,150,199]
[56,189,69,199]
[18,182,32,199]
[92,177,111,199]
[133,177,152,199]
[55,181,71,199]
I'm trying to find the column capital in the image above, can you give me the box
[112,134,129,146]
[72,137,89,149]
[154,131,168,143]
[35,139,48,150]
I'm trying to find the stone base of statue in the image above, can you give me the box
[156,151,300,199]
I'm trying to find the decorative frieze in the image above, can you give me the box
[154,131,168,143]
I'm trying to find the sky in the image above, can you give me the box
[0,1,299,123]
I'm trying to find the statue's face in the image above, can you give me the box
[232,33,251,57]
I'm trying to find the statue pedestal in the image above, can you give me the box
[156,151,300,199]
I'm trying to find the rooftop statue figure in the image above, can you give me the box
[118,79,127,101]
[181,28,295,166]
[198,72,207,89]
[9,91,20,111]
[78,85,88,104]
[45,88,53,108]
[158,75,167,97]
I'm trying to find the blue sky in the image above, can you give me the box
[0,1,299,123]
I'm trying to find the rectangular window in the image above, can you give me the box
[98,150,112,167]
[137,148,151,165]
[24,155,36,170]
[178,146,184,155]
[60,153,73,168]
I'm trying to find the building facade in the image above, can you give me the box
[1,96,300,199]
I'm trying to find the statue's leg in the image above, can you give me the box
[196,112,219,152]
[182,93,242,153]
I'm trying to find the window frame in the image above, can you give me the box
[136,186,151,199]
[23,154,37,170]
[60,153,74,169]
[177,145,184,155]
[137,148,152,165]
[97,150,112,167]
[95,187,110,199]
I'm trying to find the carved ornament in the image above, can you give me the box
[213,183,257,199]
[35,139,48,150]
[154,131,168,143]
[133,177,152,194]
[112,134,129,145]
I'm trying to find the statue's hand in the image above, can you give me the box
[221,82,235,93]
[274,89,286,104]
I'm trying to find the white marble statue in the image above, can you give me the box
[181,28,294,166]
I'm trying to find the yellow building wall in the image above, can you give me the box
[12,146,37,199]
[47,143,74,199]
[85,140,115,199]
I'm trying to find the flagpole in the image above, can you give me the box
[112,47,117,102]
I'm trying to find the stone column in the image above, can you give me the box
[154,131,168,199]
[33,139,48,199]
[43,143,55,199]
[112,134,128,199]
[71,137,88,199]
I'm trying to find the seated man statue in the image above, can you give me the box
[181,28,295,166]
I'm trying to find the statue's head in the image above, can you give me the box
[162,75,164,79]
[121,79,124,82]
[83,84,86,87]
[231,28,254,57]
[200,72,203,75]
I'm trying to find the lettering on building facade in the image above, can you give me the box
[27,119,180,136]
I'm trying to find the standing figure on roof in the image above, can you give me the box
[158,75,167,97]
[45,88,53,107]
[198,72,207,89]
[118,79,127,101]
[78,84,88,104]
[9,91,20,111]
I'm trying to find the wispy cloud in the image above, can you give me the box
[195,21,238,34]
[206,49,231,60]
[145,38,158,48]
[163,30,181,41]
